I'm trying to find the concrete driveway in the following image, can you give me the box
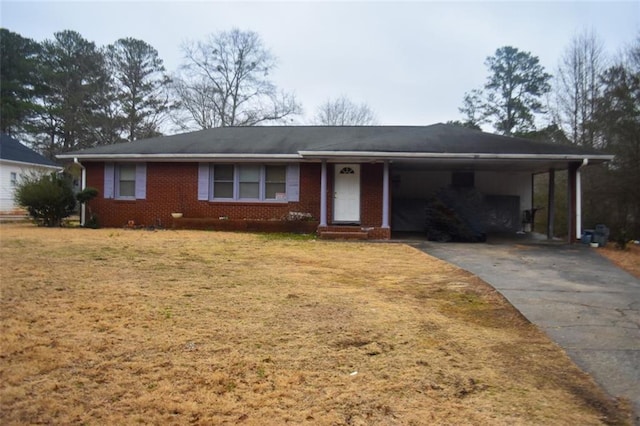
[409,239,640,423]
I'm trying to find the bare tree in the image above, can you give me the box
[173,29,301,129]
[553,30,607,147]
[313,95,377,125]
[171,76,220,130]
[458,89,485,129]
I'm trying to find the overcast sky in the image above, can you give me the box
[2,1,639,130]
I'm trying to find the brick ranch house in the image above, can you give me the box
[58,124,612,240]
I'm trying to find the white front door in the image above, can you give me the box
[334,164,360,223]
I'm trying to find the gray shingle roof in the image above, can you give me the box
[1,133,59,167]
[57,124,610,159]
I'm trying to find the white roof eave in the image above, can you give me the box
[57,151,615,163]
[297,151,615,161]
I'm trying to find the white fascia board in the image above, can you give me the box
[0,158,62,169]
[56,153,302,162]
[297,151,614,161]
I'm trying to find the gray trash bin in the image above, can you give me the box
[592,224,610,247]
[581,229,594,244]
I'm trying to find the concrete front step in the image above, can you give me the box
[319,231,369,240]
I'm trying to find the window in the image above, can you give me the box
[10,172,17,187]
[213,165,234,199]
[238,165,260,199]
[117,164,136,198]
[265,166,286,199]
[104,162,146,200]
[206,164,293,202]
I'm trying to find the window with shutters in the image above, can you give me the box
[265,165,286,199]
[213,165,234,199]
[208,164,291,201]
[104,162,146,200]
[116,164,136,198]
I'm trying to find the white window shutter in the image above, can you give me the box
[135,163,147,199]
[286,164,300,202]
[103,162,114,199]
[197,163,210,200]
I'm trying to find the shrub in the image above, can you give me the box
[614,229,630,250]
[76,187,98,204]
[14,172,76,227]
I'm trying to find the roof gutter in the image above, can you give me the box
[56,151,614,163]
[56,153,302,161]
[297,151,614,161]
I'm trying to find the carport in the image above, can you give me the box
[389,153,607,242]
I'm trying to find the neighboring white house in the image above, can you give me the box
[0,133,61,214]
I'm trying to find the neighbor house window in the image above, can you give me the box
[206,164,292,202]
[117,164,136,198]
[10,172,17,187]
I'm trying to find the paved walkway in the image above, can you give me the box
[409,240,640,423]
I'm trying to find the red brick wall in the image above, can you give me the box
[84,161,390,238]
[85,162,322,228]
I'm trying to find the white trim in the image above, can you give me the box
[320,160,327,227]
[57,153,302,160]
[1,158,61,170]
[57,151,614,162]
[298,151,614,161]
[382,161,389,229]
[74,158,86,226]
[576,158,588,240]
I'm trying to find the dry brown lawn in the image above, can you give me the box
[599,243,640,279]
[0,224,632,425]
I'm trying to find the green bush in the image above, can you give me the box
[76,187,98,204]
[14,172,76,227]
[614,229,629,250]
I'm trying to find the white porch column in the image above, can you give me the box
[382,160,390,228]
[75,158,86,226]
[576,159,588,240]
[320,160,327,227]
[547,169,555,240]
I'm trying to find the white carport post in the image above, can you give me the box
[575,159,588,241]
[547,169,555,240]
[382,160,390,229]
[320,160,327,227]
[74,157,86,226]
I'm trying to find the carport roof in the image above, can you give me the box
[57,123,613,166]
